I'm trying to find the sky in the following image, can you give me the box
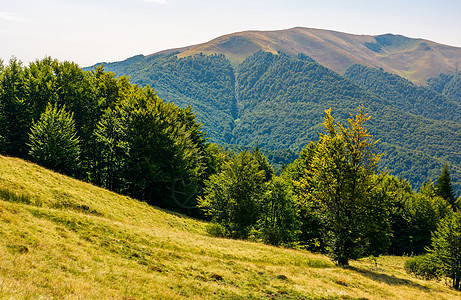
[1,0,461,67]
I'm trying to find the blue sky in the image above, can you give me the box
[1,0,461,67]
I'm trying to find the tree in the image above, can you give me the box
[95,85,208,213]
[28,103,80,176]
[429,211,461,290]
[299,106,390,266]
[259,177,298,246]
[284,141,327,253]
[198,151,266,239]
[252,145,274,182]
[436,164,456,209]
[0,57,30,157]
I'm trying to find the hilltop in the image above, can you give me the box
[154,27,461,85]
[0,155,460,299]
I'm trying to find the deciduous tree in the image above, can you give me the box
[299,106,390,266]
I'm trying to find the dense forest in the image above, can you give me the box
[95,51,461,194]
[91,53,237,145]
[2,56,461,288]
[427,71,461,104]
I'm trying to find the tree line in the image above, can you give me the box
[0,57,219,215]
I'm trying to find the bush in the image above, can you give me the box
[205,223,227,238]
[404,254,441,280]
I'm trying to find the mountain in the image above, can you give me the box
[93,49,461,194]
[1,155,460,299]
[155,27,461,85]
[344,64,461,122]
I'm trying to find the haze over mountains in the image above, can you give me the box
[90,27,461,194]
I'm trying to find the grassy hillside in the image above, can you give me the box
[165,27,461,84]
[1,156,460,299]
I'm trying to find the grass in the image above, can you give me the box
[0,155,460,299]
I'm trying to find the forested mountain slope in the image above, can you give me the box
[344,64,461,122]
[91,53,236,144]
[155,27,461,84]
[233,52,461,192]
[92,51,461,194]
[427,71,461,104]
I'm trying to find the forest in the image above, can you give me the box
[1,56,461,288]
[95,51,461,194]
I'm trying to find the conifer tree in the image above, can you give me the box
[436,164,456,208]
[430,212,461,290]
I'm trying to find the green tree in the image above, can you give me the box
[436,164,456,208]
[299,106,390,266]
[198,151,266,239]
[95,85,207,213]
[429,211,461,290]
[284,141,327,253]
[252,145,274,182]
[0,57,30,157]
[28,103,80,176]
[259,177,298,246]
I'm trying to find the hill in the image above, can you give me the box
[94,50,461,194]
[1,155,461,299]
[155,27,461,85]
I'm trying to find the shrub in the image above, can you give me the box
[205,223,227,238]
[404,254,441,280]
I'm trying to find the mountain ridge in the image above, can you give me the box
[150,27,461,85]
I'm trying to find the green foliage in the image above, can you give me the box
[95,85,208,213]
[345,64,461,123]
[297,107,390,265]
[404,254,441,280]
[436,164,456,208]
[205,222,227,238]
[0,57,29,157]
[402,186,451,254]
[427,71,461,105]
[429,211,461,290]
[198,150,266,239]
[28,103,80,176]
[283,142,328,253]
[259,177,298,246]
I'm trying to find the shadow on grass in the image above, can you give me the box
[346,266,430,291]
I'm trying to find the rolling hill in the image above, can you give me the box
[1,155,461,299]
[157,27,461,85]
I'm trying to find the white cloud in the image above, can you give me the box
[143,0,168,4]
[0,11,27,22]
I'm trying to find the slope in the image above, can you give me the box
[234,52,461,192]
[1,155,460,299]
[427,71,461,104]
[91,50,461,194]
[344,64,461,123]
[91,53,236,144]
[156,27,461,84]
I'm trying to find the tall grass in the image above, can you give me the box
[0,155,460,299]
